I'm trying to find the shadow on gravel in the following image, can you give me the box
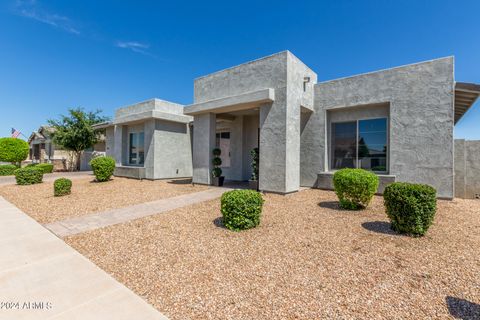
[167,179,193,185]
[213,217,227,229]
[318,201,343,211]
[361,221,405,236]
[446,296,480,320]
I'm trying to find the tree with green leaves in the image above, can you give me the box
[48,108,108,171]
[0,137,29,166]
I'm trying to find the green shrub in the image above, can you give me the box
[30,163,54,173]
[212,148,222,178]
[54,178,72,196]
[221,189,264,231]
[0,138,29,164]
[0,164,18,176]
[89,156,115,182]
[14,167,44,185]
[383,182,437,236]
[37,163,54,173]
[333,168,379,210]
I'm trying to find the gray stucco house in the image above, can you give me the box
[97,51,480,199]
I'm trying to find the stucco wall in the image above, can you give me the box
[193,52,288,104]
[153,119,192,179]
[302,57,455,198]
[455,139,480,199]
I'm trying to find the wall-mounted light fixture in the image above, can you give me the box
[303,76,311,92]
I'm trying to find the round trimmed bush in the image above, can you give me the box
[0,138,29,164]
[89,156,115,182]
[333,168,379,210]
[54,178,72,197]
[221,189,264,231]
[14,167,44,185]
[383,182,437,236]
[0,164,18,176]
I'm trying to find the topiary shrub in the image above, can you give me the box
[0,138,29,165]
[14,167,44,185]
[36,163,54,174]
[383,182,437,236]
[54,178,72,196]
[333,168,379,210]
[0,164,18,176]
[89,156,115,182]
[221,189,264,231]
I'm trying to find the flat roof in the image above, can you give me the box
[455,82,480,124]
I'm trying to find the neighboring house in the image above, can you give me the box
[99,51,480,199]
[28,126,106,171]
[28,126,70,170]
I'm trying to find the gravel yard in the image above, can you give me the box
[0,177,207,224]
[66,188,480,319]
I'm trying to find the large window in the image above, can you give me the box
[129,132,144,165]
[331,118,387,173]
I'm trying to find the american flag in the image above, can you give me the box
[11,128,21,138]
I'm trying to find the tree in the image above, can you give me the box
[48,108,108,171]
[0,137,29,166]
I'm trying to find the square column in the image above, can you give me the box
[259,87,300,194]
[192,113,216,185]
[113,125,123,166]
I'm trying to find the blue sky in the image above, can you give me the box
[1,0,479,139]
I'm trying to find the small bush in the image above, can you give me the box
[0,164,18,176]
[89,156,115,182]
[14,167,44,185]
[0,138,29,164]
[212,148,222,178]
[333,168,379,210]
[383,182,437,236]
[54,178,72,196]
[221,189,264,231]
[36,163,54,173]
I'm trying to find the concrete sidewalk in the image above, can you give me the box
[0,196,168,320]
[45,187,231,238]
[0,171,94,186]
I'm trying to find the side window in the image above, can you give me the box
[129,132,145,165]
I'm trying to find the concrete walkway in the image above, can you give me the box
[45,187,231,238]
[0,196,168,320]
[0,171,94,186]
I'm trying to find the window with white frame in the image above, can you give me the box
[331,118,387,173]
[128,132,145,165]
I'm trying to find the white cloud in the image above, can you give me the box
[115,41,154,56]
[14,0,80,35]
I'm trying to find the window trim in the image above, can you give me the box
[329,117,389,174]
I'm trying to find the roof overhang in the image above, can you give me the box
[113,110,192,125]
[92,121,113,129]
[455,82,480,124]
[184,88,275,116]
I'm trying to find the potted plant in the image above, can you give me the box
[249,147,259,190]
[212,148,224,186]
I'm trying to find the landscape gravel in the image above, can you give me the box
[0,177,206,224]
[64,189,479,319]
